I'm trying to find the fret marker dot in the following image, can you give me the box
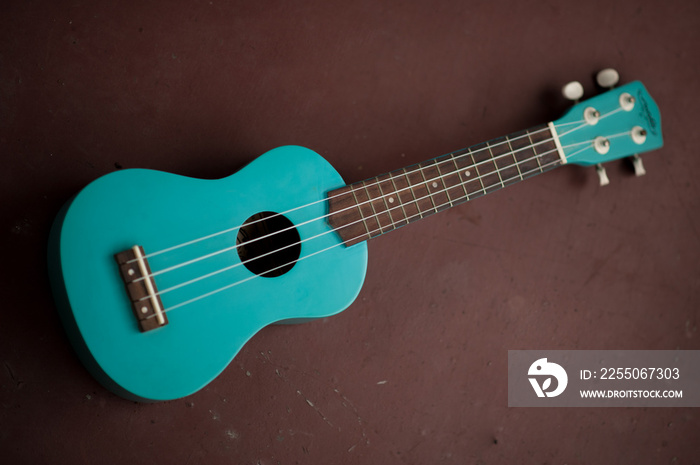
[432,182,438,188]
[464,170,471,177]
[128,269,135,276]
[388,197,395,203]
[141,306,148,314]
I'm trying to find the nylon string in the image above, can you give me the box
[134,119,589,277]
[129,114,625,316]
[135,122,581,262]
[139,127,571,280]
[146,134,602,316]
[150,142,571,299]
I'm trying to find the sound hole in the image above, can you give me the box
[236,212,301,278]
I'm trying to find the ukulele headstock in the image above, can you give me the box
[553,72,662,185]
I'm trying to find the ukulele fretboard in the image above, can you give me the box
[327,123,562,246]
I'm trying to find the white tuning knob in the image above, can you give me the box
[596,68,620,88]
[596,164,610,186]
[562,81,584,102]
[631,154,646,176]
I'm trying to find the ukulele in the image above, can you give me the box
[48,75,662,401]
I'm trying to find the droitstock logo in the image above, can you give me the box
[528,358,568,398]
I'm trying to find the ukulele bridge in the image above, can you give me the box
[114,245,168,332]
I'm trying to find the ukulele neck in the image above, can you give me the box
[327,123,566,246]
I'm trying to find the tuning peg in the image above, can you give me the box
[596,164,610,186]
[631,154,646,176]
[562,81,584,102]
[596,68,619,89]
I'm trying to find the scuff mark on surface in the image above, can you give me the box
[298,390,333,427]
[582,243,623,288]
[334,388,370,446]
[4,361,23,388]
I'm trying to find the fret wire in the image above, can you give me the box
[505,135,524,180]
[402,167,424,219]
[389,173,410,224]
[350,185,371,236]
[361,180,384,234]
[434,159,454,207]
[532,128,561,168]
[376,177,398,228]
[468,147,487,193]
[418,164,439,213]
[526,130,544,172]
[451,152,471,201]
[486,141,506,188]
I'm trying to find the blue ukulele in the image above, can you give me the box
[48,74,662,401]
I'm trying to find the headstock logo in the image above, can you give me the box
[637,90,658,136]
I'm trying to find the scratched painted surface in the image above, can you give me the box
[1,0,699,463]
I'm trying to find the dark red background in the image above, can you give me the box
[1,1,699,463]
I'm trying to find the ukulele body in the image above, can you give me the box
[48,146,368,401]
[48,81,663,402]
